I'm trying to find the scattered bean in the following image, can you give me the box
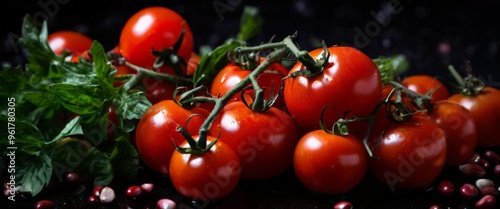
[93,186,104,197]
[476,179,495,190]
[483,150,500,164]
[87,195,99,205]
[459,163,486,179]
[141,183,154,194]
[126,185,143,199]
[99,187,115,204]
[438,180,455,197]
[157,198,176,209]
[460,183,479,200]
[35,200,55,209]
[478,158,491,170]
[475,195,497,209]
[480,186,499,196]
[334,201,353,209]
[494,165,500,177]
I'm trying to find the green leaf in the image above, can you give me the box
[236,6,263,41]
[115,90,152,121]
[0,115,45,155]
[47,116,83,145]
[90,41,115,84]
[110,134,138,180]
[80,113,110,146]
[49,83,104,115]
[23,91,60,107]
[77,147,113,187]
[193,40,246,87]
[18,15,59,84]
[15,152,52,197]
[373,54,409,85]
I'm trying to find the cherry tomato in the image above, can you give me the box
[135,100,209,174]
[448,87,500,148]
[423,100,477,166]
[210,60,289,110]
[284,46,382,132]
[142,78,178,105]
[368,116,447,190]
[48,31,93,56]
[169,136,241,201]
[119,7,194,74]
[401,75,450,103]
[187,52,200,77]
[209,101,299,179]
[293,129,368,195]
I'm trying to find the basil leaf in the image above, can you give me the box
[18,15,59,84]
[237,6,263,41]
[47,116,83,145]
[23,91,60,107]
[193,40,246,87]
[110,134,138,181]
[90,41,115,85]
[15,152,52,197]
[49,84,104,115]
[115,90,152,121]
[77,147,113,187]
[0,115,45,155]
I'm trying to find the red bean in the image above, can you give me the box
[35,200,55,209]
[87,195,99,205]
[467,153,481,163]
[460,183,479,200]
[65,172,86,183]
[334,201,353,209]
[483,150,500,164]
[99,187,115,204]
[157,199,176,209]
[478,158,491,170]
[480,186,499,196]
[126,185,143,199]
[429,205,440,209]
[475,195,497,209]
[459,163,486,179]
[93,186,104,197]
[438,180,455,197]
[494,165,500,177]
[141,183,154,194]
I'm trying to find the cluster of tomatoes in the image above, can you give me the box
[46,6,500,205]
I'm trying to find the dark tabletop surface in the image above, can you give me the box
[1,0,500,208]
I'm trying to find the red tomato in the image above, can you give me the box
[284,46,382,132]
[187,52,200,77]
[48,31,93,56]
[210,60,289,110]
[119,7,193,74]
[423,100,477,166]
[293,129,368,195]
[142,78,177,104]
[169,136,241,201]
[368,116,447,190]
[209,101,299,179]
[401,75,450,104]
[448,87,500,148]
[135,100,209,174]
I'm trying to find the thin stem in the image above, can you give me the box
[197,46,289,148]
[448,65,465,87]
[122,61,192,91]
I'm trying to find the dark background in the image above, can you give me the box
[1,0,500,208]
[1,0,500,88]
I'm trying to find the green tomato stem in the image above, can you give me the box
[122,61,192,91]
[448,65,465,87]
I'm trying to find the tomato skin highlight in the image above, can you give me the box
[169,137,241,201]
[424,100,477,166]
[369,116,447,189]
[135,100,209,175]
[209,101,299,179]
[293,130,368,195]
[284,46,382,132]
[119,6,194,73]
[48,31,93,56]
[448,87,500,148]
[401,75,450,103]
